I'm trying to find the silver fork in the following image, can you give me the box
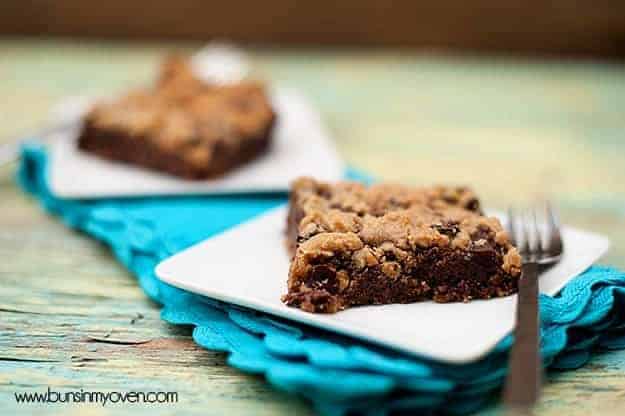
[503,202,564,412]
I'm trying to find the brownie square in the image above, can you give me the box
[78,57,276,180]
[283,178,521,313]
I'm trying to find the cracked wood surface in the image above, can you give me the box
[1,39,624,415]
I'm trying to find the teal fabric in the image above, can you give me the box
[18,144,625,415]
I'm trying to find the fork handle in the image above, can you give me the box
[504,262,542,409]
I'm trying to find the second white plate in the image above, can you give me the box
[48,88,344,199]
[155,206,610,363]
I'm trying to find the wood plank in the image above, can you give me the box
[2,1,625,56]
[1,39,625,415]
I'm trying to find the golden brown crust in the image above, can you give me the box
[288,177,496,250]
[290,176,481,215]
[79,56,276,179]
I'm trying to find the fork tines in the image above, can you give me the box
[506,202,563,265]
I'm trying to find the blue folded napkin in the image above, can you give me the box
[18,144,625,415]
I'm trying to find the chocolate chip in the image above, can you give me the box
[306,265,339,294]
[432,221,460,237]
[465,198,480,211]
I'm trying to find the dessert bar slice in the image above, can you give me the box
[282,178,521,313]
[78,57,275,179]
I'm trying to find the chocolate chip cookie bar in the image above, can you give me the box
[283,178,521,313]
[78,57,275,179]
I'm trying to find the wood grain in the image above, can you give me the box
[1,39,625,415]
[2,1,625,57]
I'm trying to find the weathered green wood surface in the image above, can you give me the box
[1,39,625,415]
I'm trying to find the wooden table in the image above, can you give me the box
[1,39,624,415]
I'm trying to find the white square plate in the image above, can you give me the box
[48,88,344,199]
[155,206,609,363]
